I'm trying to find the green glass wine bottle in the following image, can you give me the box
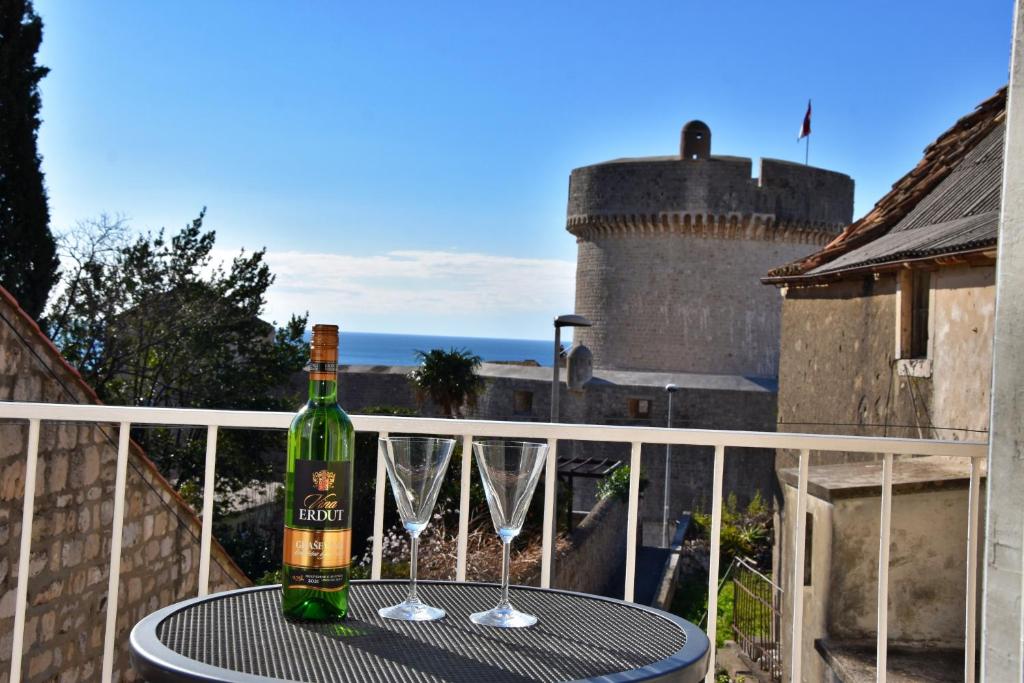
[282,324,355,620]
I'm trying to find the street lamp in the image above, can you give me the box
[663,383,679,548]
[550,314,592,423]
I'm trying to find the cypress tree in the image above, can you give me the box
[0,0,58,320]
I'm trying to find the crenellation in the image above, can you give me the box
[568,120,854,376]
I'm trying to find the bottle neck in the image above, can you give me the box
[308,377,338,403]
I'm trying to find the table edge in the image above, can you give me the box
[129,581,710,683]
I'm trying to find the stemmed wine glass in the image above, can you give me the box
[470,440,549,628]
[378,436,456,621]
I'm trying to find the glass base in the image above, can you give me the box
[469,605,537,628]
[378,599,446,622]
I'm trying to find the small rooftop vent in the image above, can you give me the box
[680,120,711,160]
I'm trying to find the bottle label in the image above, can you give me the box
[291,459,350,528]
[283,528,351,569]
[305,360,338,382]
[285,459,351,584]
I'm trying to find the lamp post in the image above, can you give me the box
[550,314,592,423]
[662,383,679,548]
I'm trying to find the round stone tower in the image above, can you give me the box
[568,121,854,377]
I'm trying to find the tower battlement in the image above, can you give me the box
[568,121,855,377]
[567,152,854,240]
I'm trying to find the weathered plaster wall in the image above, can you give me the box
[0,289,248,682]
[778,485,833,683]
[776,275,916,456]
[930,264,996,439]
[779,476,984,681]
[829,487,981,644]
[775,266,995,678]
[775,265,995,468]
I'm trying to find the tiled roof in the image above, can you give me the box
[764,86,1006,283]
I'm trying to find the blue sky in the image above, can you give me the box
[35,1,1011,339]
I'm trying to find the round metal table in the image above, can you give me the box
[130,581,710,683]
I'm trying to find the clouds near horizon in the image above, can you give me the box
[241,248,576,339]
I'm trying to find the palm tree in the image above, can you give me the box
[408,348,485,418]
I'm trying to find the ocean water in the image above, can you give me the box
[328,331,558,367]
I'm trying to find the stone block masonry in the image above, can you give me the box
[567,123,855,376]
[338,363,777,532]
[0,287,249,682]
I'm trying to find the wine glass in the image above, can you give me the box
[378,436,456,621]
[470,440,549,628]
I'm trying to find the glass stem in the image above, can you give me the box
[499,537,512,609]
[407,530,420,604]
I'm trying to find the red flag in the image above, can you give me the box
[798,100,812,140]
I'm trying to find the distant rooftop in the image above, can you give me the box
[341,362,776,393]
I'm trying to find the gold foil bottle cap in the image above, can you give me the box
[309,324,339,376]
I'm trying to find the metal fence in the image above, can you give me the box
[0,401,987,683]
[732,556,783,682]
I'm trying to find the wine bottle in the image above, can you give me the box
[282,324,355,620]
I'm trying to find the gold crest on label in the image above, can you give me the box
[312,469,335,492]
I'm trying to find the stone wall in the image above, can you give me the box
[567,155,853,227]
[775,264,995,470]
[566,147,854,377]
[573,234,831,376]
[339,364,777,533]
[0,288,249,682]
[520,494,629,597]
[774,264,996,678]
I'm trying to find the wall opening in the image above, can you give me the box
[628,398,652,419]
[513,390,534,416]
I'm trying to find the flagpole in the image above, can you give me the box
[805,134,810,166]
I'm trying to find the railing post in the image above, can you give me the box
[9,418,40,683]
[704,445,725,683]
[456,434,473,582]
[790,448,810,683]
[371,431,388,580]
[541,437,558,588]
[964,458,982,682]
[197,425,218,597]
[877,453,894,682]
[624,441,642,601]
[101,421,132,683]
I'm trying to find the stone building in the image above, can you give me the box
[763,87,1004,679]
[569,122,854,377]
[556,122,855,534]
[0,286,248,682]
[338,362,776,544]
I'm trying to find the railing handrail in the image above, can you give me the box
[0,401,990,457]
[0,399,988,683]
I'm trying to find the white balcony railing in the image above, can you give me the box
[0,401,988,683]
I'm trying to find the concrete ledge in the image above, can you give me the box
[778,456,986,502]
[815,639,966,682]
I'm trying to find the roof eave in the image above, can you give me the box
[761,244,998,287]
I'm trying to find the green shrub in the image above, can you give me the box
[691,491,772,567]
[596,466,632,501]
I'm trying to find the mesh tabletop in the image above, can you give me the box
[132,582,708,683]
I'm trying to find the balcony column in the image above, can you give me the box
[982,0,1024,678]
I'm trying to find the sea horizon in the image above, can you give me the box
[304,329,564,367]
